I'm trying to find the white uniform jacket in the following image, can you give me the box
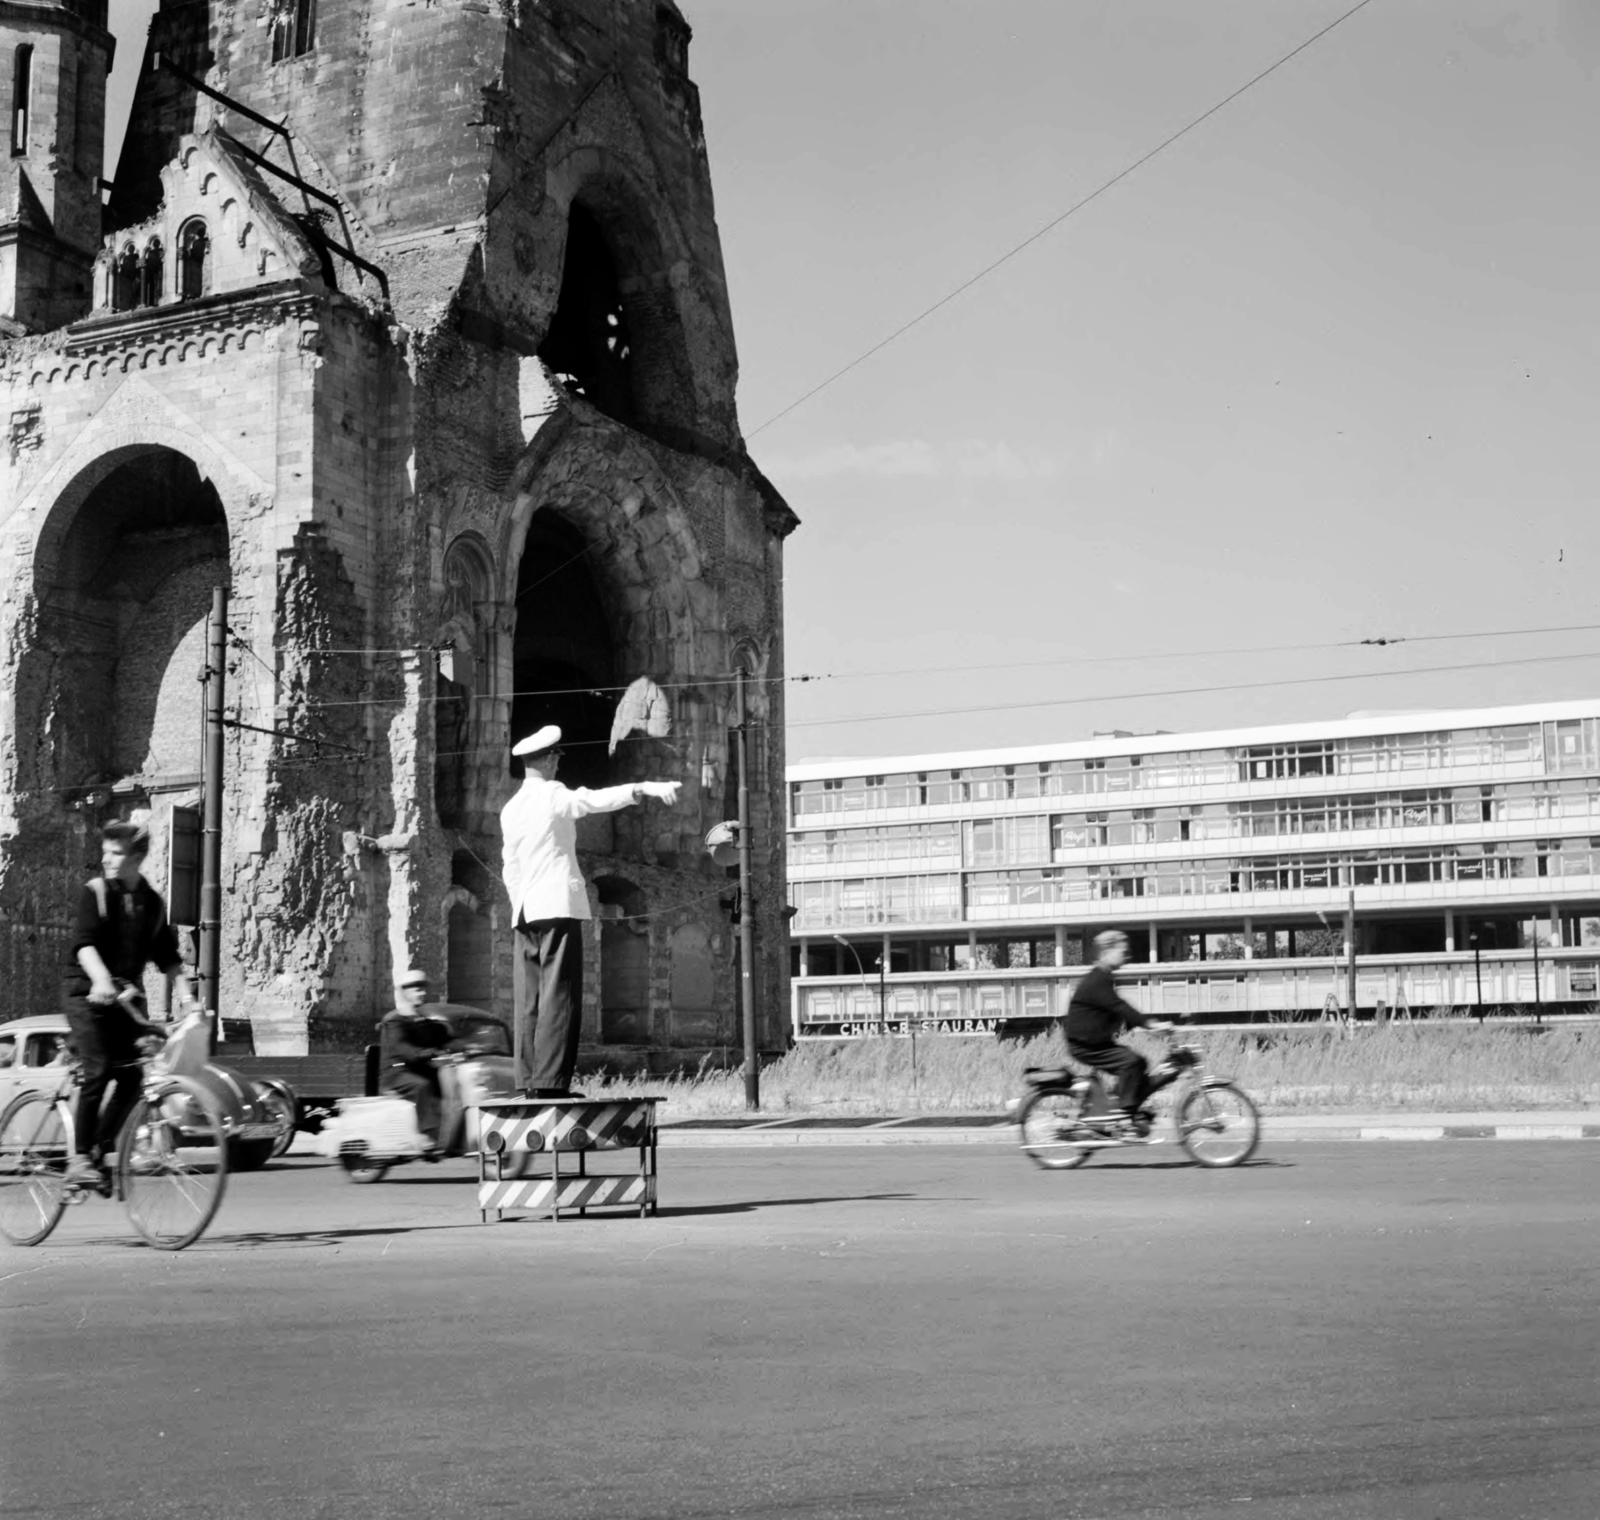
[500,778,639,924]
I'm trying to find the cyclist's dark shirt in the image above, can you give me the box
[65,877,181,992]
[1064,964,1151,1046]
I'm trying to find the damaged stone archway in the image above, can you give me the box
[0,431,250,1015]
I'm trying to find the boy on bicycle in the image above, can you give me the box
[63,822,199,1187]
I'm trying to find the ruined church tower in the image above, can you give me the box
[0,0,795,1063]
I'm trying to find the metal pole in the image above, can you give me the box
[735,668,758,1110]
[1531,927,1542,1023]
[878,952,887,1037]
[1345,888,1357,1027]
[198,584,227,1049]
[1472,933,1483,1019]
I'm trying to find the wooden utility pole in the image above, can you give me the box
[197,585,227,1046]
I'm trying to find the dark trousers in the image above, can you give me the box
[515,916,583,1095]
[65,994,145,1160]
[1068,1041,1151,1116]
[382,1065,442,1141]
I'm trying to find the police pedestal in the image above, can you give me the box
[473,1097,660,1224]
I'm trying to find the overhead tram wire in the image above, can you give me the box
[777,647,1600,733]
[260,645,1600,766]
[282,618,1600,709]
[741,0,1380,444]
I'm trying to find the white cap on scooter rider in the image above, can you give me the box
[396,968,429,992]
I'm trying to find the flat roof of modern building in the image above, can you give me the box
[787,697,1600,782]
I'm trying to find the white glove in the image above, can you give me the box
[638,781,681,804]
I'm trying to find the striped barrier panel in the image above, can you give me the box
[476,1099,655,1154]
[478,1173,653,1218]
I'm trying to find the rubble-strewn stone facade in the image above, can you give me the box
[0,0,795,1064]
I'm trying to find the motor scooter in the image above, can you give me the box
[315,1005,519,1183]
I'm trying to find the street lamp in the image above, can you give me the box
[833,935,868,1031]
[874,949,888,1038]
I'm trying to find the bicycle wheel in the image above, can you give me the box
[1017,1088,1094,1170]
[0,1092,70,1246]
[1176,1083,1261,1168]
[118,1074,229,1250]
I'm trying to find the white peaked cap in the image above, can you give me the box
[512,724,562,758]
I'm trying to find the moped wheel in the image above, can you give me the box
[119,1075,229,1250]
[1017,1088,1094,1170]
[0,1093,70,1246]
[1176,1083,1260,1168]
[340,1151,389,1184]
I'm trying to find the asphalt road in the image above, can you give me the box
[3,1142,1597,1520]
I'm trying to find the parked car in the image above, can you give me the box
[0,1012,296,1170]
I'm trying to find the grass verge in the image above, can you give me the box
[579,1024,1600,1119]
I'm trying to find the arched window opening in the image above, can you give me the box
[537,204,636,427]
[11,45,31,157]
[434,538,492,831]
[510,511,616,791]
[112,245,139,312]
[32,449,229,798]
[272,0,318,63]
[140,239,163,307]
[178,220,209,300]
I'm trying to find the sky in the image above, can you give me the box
[107,1,1600,764]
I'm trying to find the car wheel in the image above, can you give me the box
[256,1082,298,1159]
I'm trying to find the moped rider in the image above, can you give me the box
[376,969,452,1152]
[1064,929,1177,1134]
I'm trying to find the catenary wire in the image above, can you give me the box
[743,0,1379,442]
[776,648,1600,733]
[251,646,1600,766]
[278,619,1600,709]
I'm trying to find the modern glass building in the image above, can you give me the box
[786,700,1600,1036]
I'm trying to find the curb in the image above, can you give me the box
[658,1118,1600,1148]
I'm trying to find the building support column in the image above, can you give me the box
[1054,925,1066,967]
[1444,910,1455,953]
[1147,921,1158,962]
[1242,916,1254,959]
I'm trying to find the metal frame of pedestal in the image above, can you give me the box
[474,1097,660,1224]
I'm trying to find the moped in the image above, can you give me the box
[315,1005,520,1183]
[1014,1023,1261,1169]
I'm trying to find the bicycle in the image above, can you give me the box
[0,1007,229,1250]
[1015,1023,1261,1170]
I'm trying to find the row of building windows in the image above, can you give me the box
[791,838,1600,925]
[792,780,1600,872]
[108,222,210,312]
[801,914,1600,977]
[790,719,1600,817]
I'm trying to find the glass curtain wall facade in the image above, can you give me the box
[787,702,1600,1036]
